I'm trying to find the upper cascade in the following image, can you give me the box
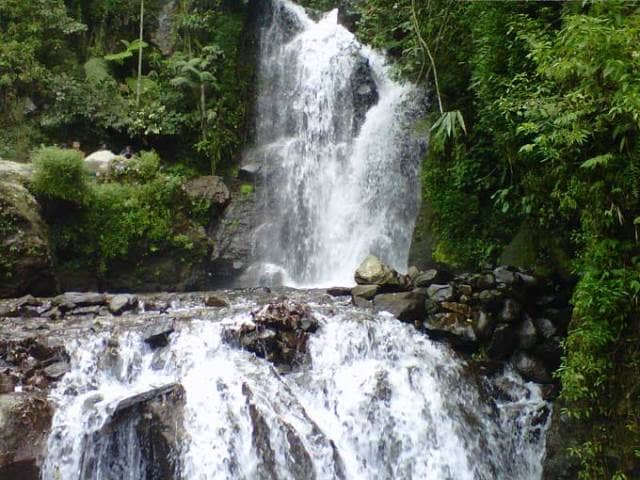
[244,0,425,287]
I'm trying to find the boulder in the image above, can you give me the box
[228,302,319,366]
[373,292,425,323]
[470,273,496,290]
[423,312,478,350]
[477,289,503,311]
[352,296,372,308]
[109,294,138,315]
[513,351,553,383]
[414,269,452,288]
[351,284,380,300]
[84,150,118,175]
[183,176,231,216]
[493,266,519,285]
[354,255,407,291]
[516,315,538,350]
[486,324,517,360]
[141,319,175,349]
[204,294,229,307]
[0,180,57,298]
[55,292,107,310]
[500,299,522,323]
[533,317,557,339]
[426,284,456,302]
[472,310,496,341]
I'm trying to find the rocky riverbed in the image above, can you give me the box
[0,258,570,478]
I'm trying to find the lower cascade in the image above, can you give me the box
[40,291,550,480]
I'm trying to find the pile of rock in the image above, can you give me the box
[226,301,319,366]
[342,255,570,385]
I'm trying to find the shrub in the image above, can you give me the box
[31,147,89,205]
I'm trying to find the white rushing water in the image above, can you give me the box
[247,0,424,287]
[42,296,549,480]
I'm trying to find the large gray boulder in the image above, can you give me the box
[0,173,57,298]
[183,176,231,217]
[84,150,118,175]
[354,255,409,291]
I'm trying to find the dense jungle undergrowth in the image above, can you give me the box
[301,0,640,477]
[0,0,254,280]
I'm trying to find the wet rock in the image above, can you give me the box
[414,269,452,288]
[209,183,257,284]
[204,294,229,307]
[108,294,137,315]
[352,296,372,308]
[55,292,106,310]
[458,284,473,296]
[354,255,407,291]
[477,289,503,311]
[513,351,552,383]
[142,319,175,349]
[533,317,557,339]
[487,324,517,360]
[326,287,352,297]
[534,336,563,372]
[500,299,522,323]
[43,362,69,381]
[472,310,496,341]
[229,302,319,366]
[373,292,426,323]
[426,284,456,302]
[0,392,52,479]
[516,315,538,350]
[423,312,477,350]
[351,284,380,300]
[493,266,519,285]
[470,273,496,290]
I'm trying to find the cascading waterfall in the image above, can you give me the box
[40,3,551,479]
[42,294,549,480]
[246,0,424,287]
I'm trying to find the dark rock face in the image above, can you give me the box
[373,291,425,324]
[349,55,379,133]
[227,302,319,366]
[209,182,257,286]
[513,351,553,384]
[0,174,57,298]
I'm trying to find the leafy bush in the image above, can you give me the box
[31,147,90,205]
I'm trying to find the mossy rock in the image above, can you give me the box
[0,180,57,298]
[499,222,572,280]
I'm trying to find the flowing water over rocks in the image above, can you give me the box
[244,0,425,287]
[22,289,551,480]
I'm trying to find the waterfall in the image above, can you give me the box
[245,0,424,287]
[42,293,550,480]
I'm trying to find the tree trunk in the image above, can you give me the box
[136,0,145,107]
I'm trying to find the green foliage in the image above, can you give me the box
[31,147,90,205]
